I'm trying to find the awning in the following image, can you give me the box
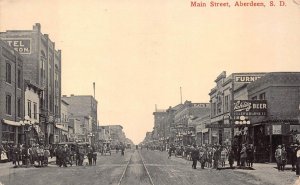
[2,119,22,127]
[55,124,67,131]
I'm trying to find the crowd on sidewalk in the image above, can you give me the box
[144,142,300,177]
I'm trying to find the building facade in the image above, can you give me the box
[0,23,62,145]
[247,72,300,162]
[208,71,265,145]
[0,40,24,145]
[61,95,98,135]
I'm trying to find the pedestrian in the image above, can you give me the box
[228,147,235,169]
[296,145,300,176]
[199,146,207,169]
[240,144,247,167]
[121,144,125,156]
[87,146,93,166]
[191,144,199,169]
[220,146,227,168]
[44,146,50,166]
[275,145,283,171]
[281,145,287,171]
[12,145,20,167]
[92,151,97,165]
[291,144,298,171]
[246,144,254,168]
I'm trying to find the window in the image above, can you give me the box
[17,98,21,118]
[6,95,11,115]
[6,63,11,84]
[224,95,230,112]
[252,96,257,100]
[259,93,266,100]
[28,100,32,118]
[17,69,21,88]
[33,103,37,119]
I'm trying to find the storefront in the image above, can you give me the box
[1,119,21,145]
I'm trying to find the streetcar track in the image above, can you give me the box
[138,150,155,185]
[117,153,133,185]
[117,150,154,185]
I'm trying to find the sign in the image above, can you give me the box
[234,100,267,116]
[206,123,233,128]
[3,38,31,54]
[272,125,282,135]
[234,74,263,83]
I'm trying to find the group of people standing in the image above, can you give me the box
[0,144,50,167]
[168,143,255,170]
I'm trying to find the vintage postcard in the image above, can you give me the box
[0,0,299,184]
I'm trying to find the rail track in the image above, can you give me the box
[117,150,154,185]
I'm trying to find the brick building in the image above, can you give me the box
[0,23,62,145]
[0,40,24,145]
[61,95,98,143]
[174,101,210,146]
[247,72,300,162]
[208,71,265,145]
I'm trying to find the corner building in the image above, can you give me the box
[0,23,62,144]
[0,40,24,145]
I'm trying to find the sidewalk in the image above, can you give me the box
[235,163,298,185]
[168,154,298,185]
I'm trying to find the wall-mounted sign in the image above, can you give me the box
[234,100,267,116]
[3,38,31,54]
[272,125,282,135]
[234,74,264,83]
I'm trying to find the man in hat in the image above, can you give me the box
[191,144,199,169]
[275,145,282,171]
[291,144,298,171]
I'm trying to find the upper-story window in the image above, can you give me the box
[17,69,22,88]
[259,93,266,100]
[28,100,32,118]
[252,96,257,100]
[6,62,11,84]
[6,95,12,115]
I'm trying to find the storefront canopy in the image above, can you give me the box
[2,119,22,127]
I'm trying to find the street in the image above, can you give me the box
[0,149,298,185]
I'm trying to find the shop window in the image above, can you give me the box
[6,62,11,84]
[6,94,12,115]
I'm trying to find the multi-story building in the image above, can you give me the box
[0,40,24,145]
[208,71,265,145]
[174,101,210,146]
[0,23,62,145]
[152,110,167,141]
[24,80,43,145]
[53,99,69,143]
[61,95,98,136]
[68,118,82,142]
[108,125,126,146]
[247,72,300,162]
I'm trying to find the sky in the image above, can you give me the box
[0,0,300,144]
